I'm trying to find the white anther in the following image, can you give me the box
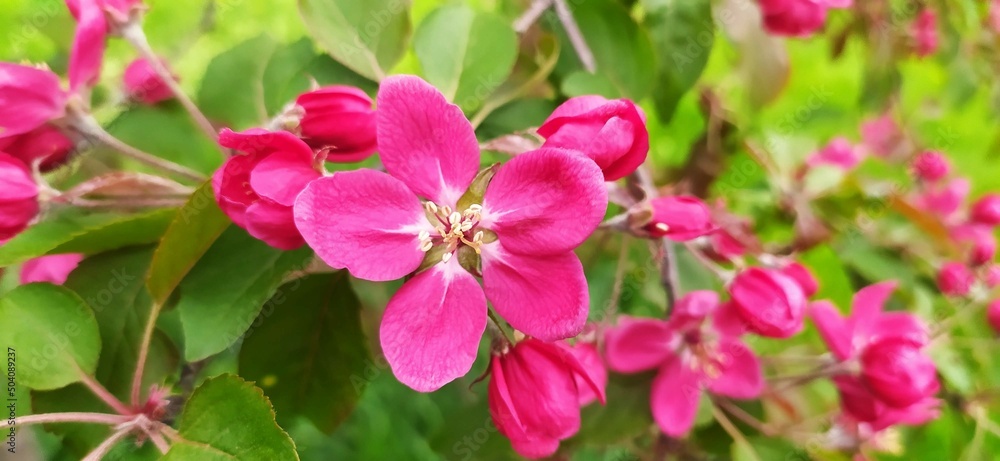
[441,252,453,263]
[654,223,670,232]
[425,202,438,214]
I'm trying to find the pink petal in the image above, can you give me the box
[808,300,853,360]
[603,317,674,373]
[501,339,583,440]
[294,170,433,281]
[712,301,748,338]
[375,75,479,206]
[651,355,702,437]
[244,200,305,250]
[705,338,764,399]
[668,290,720,330]
[508,437,560,460]
[212,153,261,228]
[559,342,607,406]
[249,150,320,206]
[68,0,108,92]
[542,95,610,120]
[0,64,66,138]
[849,281,897,339]
[20,253,85,285]
[481,148,607,256]
[870,312,929,346]
[380,259,486,392]
[488,361,563,460]
[218,128,315,161]
[481,243,588,342]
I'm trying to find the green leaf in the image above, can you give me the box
[177,227,313,361]
[161,374,299,461]
[198,34,279,128]
[65,247,179,399]
[561,71,620,99]
[0,284,100,390]
[644,0,714,121]
[551,0,656,100]
[0,208,175,267]
[98,103,222,175]
[147,182,232,305]
[413,4,517,112]
[299,0,411,81]
[261,38,377,116]
[239,273,372,433]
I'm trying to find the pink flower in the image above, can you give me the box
[488,339,605,459]
[294,86,377,161]
[780,261,819,297]
[912,9,939,58]
[727,267,806,338]
[758,0,852,37]
[937,262,973,296]
[807,137,862,170]
[561,339,607,406]
[708,228,748,261]
[970,194,1000,226]
[0,153,40,242]
[834,376,939,432]
[645,196,716,241]
[911,150,949,182]
[0,63,67,142]
[859,114,901,158]
[537,95,649,181]
[860,336,939,408]
[123,57,174,105]
[0,125,74,172]
[65,0,142,91]
[293,76,607,391]
[20,254,85,285]
[213,129,322,250]
[951,224,996,266]
[915,178,969,220]
[604,291,764,436]
[987,300,1000,334]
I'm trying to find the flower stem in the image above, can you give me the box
[711,404,762,461]
[77,367,132,415]
[119,23,221,148]
[513,0,552,33]
[82,424,135,461]
[552,0,596,73]
[131,302,164,407]
[12,412,130,427]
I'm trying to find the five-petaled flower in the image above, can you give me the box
[293,75,608,392]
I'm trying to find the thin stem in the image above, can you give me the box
[711,404,762,461]
[513,0,553,33]
[77,368,132,415]
[119,23,221,147]
[605,235,630,318]
[13,412,130,427]
[72,116,207,183]
[82,425,135,461]
[147,430,171,454]
[131,302,164,406]
[552,0,596,73]
[713,397,775,437]
[67,197,190,209]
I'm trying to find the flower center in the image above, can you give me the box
[418,202,485,263]
[685,338,723,380]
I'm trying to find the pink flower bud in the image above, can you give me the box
[294,86,377,162]
[936,262,973,297]
[123,57,174,105]
[987,300,1000,334]
[0,152,40,242]
[860,114,901,158]
[807,137,861,170]
[213,129,322,250]
[0,125,74,172]
[758,0,825,37]
[0,63,67,141]
[951,224,996,266]
[860,337,939,408]
[728,267,806,338]
[780,261,819,297]
[911,150,949,182]
[645,196,716,241]
[488,338,605,459]
[970,194,1000,226]
[20,254,85,285]
[912,9,939,58]
[538,96,648,181]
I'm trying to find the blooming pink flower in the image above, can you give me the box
[604,291,764,436]
[950,224,996,266]
[0,152,40,242]
[911,150,949,182]
[859,114,901,158]
[937,261,973,297]
[0,63,67,142]
[65,0,142,91]
[758,0,852,37]
[213,129,322,250]
[780,261,819,297]
[987,300,1000,334]
[123,57,174,105]
[20,254,85,285]
[645,196,716,241]
[807,137,862,170]
[912,9,939,58]
[0,126,74,172]
[915,178,969,220]
[294,86,377,161]
[860,336,939,408]
[537,95,648,181]
[488,338,605,459]
[970,193,1000,226]
[727,267,806,338]
[293,76,607,391]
